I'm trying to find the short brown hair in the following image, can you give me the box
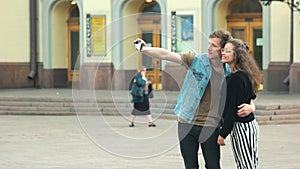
[209,29,233,48]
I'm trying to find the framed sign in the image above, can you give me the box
[86,14,106,56]
[179,15,193,41]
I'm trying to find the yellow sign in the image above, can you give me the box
[91,16,106,55]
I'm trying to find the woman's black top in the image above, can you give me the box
[219,71,256,139]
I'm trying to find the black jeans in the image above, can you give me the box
[178,122,220,169]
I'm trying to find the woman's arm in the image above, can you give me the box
[135,75,146,87]
[237,100,255,117]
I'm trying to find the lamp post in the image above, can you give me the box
[261,0,300,85]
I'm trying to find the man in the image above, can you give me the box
[133,29,255,169]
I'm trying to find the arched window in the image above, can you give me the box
[141,2,161,14]
[229,0,262,15]
[70,6,79,18]
[68,5,79,25]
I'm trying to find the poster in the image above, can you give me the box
[180,15,193,41]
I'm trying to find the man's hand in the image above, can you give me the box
[133,39,145,52]
[217,136,226,146]
[237,101,255,117]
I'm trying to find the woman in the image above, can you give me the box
[129,66,156,127]
[217,39,260,169]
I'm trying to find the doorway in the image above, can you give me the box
[67,6,80,82]
[227,22,262,70]
[226,0,263,89]
[138,2,162,90]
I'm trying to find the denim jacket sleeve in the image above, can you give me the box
[174,54,212,123]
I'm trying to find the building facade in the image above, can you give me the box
[0,0,299,93]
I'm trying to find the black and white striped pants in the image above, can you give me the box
[230,119,259,169]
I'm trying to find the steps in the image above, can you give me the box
[0,96,299,125]
[0,96,177,117]
[255,104,300,125]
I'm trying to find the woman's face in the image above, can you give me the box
[221,43,235,64]
[141,68,147,76]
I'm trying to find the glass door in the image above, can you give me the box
[68,25,80,82]
[139,24,162,90]
[252,25,263,90]
[228,21,263,89]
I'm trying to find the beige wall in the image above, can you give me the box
[216,1,230,29]
[294,12,300,62]
[0,0,30,62]
[52,2,69,69]
[123,1,143,70]
[168,0,201,52]
[38,0,43,63]
[168,0,200,11]
[83,0,111,64]
[270,3,300,63]
[270,3,290,62]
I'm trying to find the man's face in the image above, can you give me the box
[207,37,222,60]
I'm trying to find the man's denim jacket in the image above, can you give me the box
[173,53,231,123]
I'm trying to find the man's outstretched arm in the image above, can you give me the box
[134,39,182,64]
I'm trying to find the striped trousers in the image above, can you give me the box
[230,119,259,169]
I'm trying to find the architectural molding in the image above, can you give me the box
[111,0,167,70]
[42,0,84,69]
[262,4,271,70]
[201,0,220,52]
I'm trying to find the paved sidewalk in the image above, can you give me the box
[0,89,300,168]
[0,115,299,169]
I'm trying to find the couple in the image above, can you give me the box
[133,29,260,169]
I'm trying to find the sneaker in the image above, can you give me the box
[129,122,135,127]
[148,122,156,127]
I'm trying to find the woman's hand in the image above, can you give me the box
[217,136,226,146]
